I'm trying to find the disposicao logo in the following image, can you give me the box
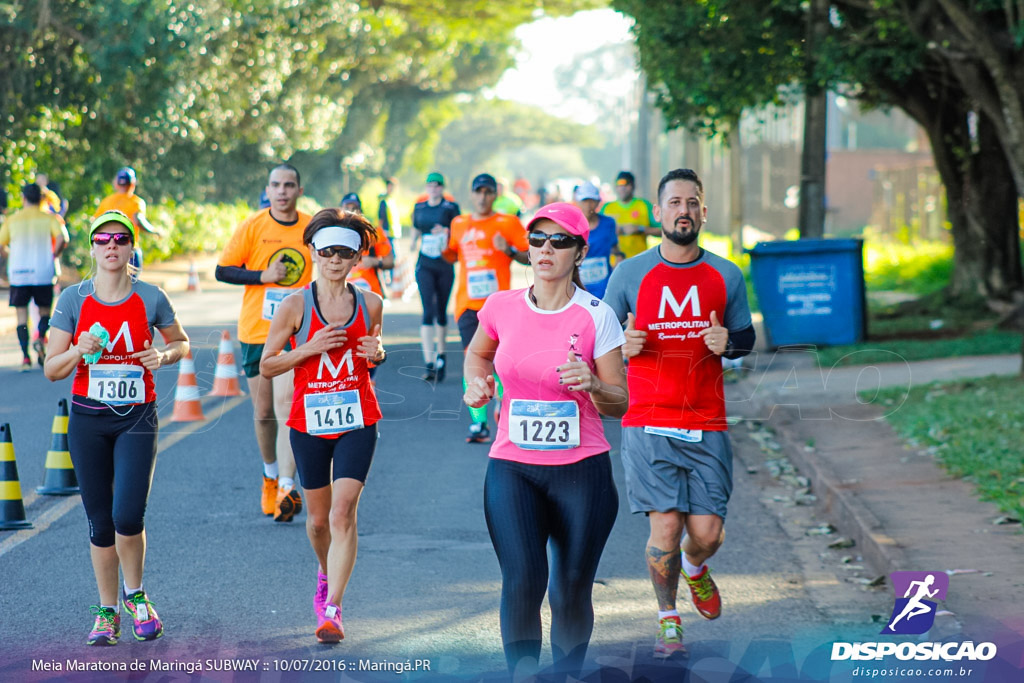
[882,571,948,635]
[830,570,997,662]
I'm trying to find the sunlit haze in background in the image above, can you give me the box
[494,9,637,125]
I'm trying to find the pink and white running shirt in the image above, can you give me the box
[477,287,625,466]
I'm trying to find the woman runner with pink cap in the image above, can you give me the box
[463,202,628,679]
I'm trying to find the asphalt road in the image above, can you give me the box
[0,288,892,682]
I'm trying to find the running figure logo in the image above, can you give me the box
[568,334,579,352]
[881,571,948,634]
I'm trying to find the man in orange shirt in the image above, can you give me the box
[445,173,529,443]
[341,193,395,298]
[216,164,313,522]
[94,167,165,270]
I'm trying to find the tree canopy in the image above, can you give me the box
[1,0,597,209]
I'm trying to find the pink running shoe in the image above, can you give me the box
[314,570,329,617]
[316,604,344,643]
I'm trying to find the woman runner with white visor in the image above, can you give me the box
[463,202,628,680]
[261,209,386,644]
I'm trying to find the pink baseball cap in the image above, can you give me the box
[526,202,590,242]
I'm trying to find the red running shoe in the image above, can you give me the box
[653,615,686,658]
[683,564,721,619]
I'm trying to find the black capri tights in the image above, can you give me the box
[415,256,454,326]
[68,402,159,548]
[484,453,618,677]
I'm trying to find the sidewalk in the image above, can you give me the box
[729,348,1024,642]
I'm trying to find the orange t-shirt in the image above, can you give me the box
[217,208,313,344]
[348,237,394,298]
[95,193,146,222]
[445,213,528,320]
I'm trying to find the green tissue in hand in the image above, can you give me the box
[83,322,109,364]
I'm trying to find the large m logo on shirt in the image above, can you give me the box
[658,285,701,319]
[318,349,354,380]
[106,321,135,352]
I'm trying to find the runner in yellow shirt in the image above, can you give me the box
[600,171,660,260]
[216,163,313,523]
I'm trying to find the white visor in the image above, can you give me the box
[311,226,362,252]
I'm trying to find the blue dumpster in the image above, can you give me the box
[747,238,866,347]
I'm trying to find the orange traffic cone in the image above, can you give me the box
[208,330,244,397]
[187,260,201,292]
[0,423,33,530]
[171,351,205,422]
[37,398,79,495]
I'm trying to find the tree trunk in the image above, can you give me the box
[728,120,744,257]
[798,0,828,239]
[912,104,1021,300]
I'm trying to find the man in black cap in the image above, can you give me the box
[443,173,529,443]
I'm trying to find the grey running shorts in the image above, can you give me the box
[620,426,733,518]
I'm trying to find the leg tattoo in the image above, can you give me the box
[647,544,682,611]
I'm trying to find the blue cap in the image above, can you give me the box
[471,173,497,192]
[341,192,362,208]
[115,167,136,185]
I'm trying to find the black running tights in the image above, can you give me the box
[483,453,618,677]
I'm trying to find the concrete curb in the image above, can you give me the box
[770,413,910,579]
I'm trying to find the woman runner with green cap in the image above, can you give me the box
[44,210,189,646]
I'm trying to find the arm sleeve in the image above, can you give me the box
[215,264,263,285]
[725,324,756,359]
[152,288,178,328]
[601,265,632,323]
[476,295,499,341]
[50,287,79,334]
[593,303,626,359]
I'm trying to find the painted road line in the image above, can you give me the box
[0,394,248,558]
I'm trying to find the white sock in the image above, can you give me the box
[681,553,704,578]
[420,325,434,364]
[264,462,279,479]
[123,583,142,596]
[435,325,446,357]
[279,476,294,491]
[658,609,679,620]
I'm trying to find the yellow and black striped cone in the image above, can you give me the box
[0,423,33,530]
[37,398,79,496]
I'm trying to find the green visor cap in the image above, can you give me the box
[426,172,444,185]
[90,210,136,242]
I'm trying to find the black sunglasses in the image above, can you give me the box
[92,232,133,246]
[528,231,581,249]
[317,245,359,259]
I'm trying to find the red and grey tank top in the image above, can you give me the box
[50,280,177,407]
[286,283,382,437]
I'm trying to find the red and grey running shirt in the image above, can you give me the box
[50,280,177,406]
[603,247,752,430]
[286,283,382,437]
